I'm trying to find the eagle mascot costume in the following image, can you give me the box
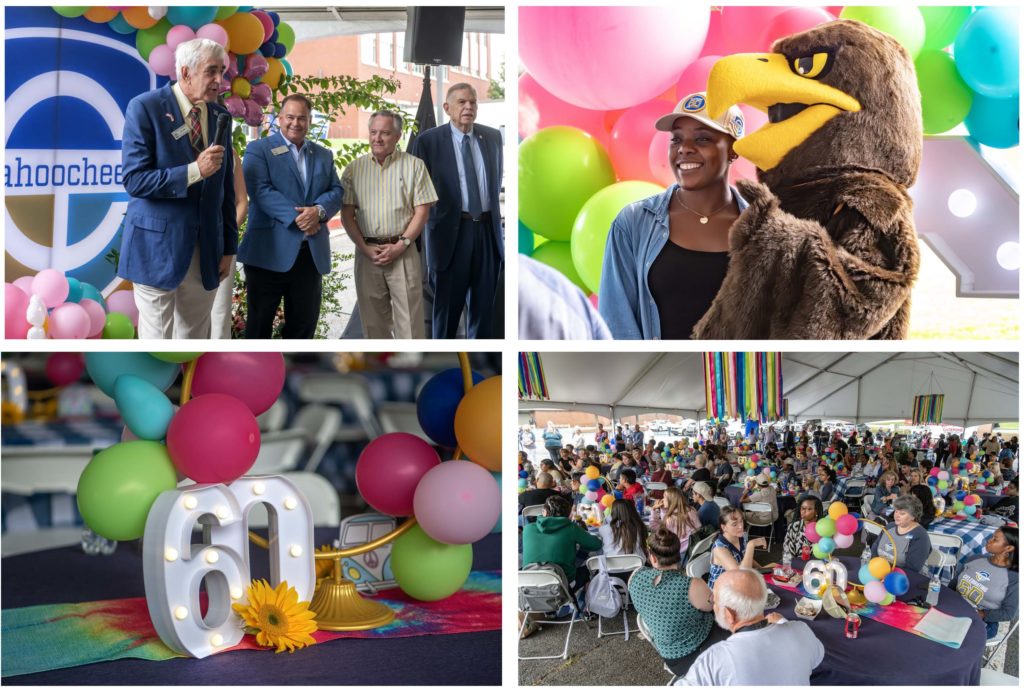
[693,20,922,339]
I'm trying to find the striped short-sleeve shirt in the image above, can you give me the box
[341,150,438,238]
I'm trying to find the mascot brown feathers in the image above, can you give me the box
[693,20,922,339]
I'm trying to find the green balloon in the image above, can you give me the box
[214,6,239,21]
[920,6,973,50]
[532,241,588,293]
[136,18,172,61]
[916,49,973,134]
[53,7,88,18]
[812,544,829,560]
[150,352,203,363]
[77,441,178,541]
[519,126,615,242]
[276,22,296,54]
[103,312,135,339]
[815,516,837,538]
[840,6,925,59]
[533,233,548,251]
[391,525,472,601]
[571,180,663,294]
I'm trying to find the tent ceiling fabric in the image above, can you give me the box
[265,7,505,37]
[522,352,1018,425]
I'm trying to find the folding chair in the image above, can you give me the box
[249,432,306,474]
[843,479,868,501]
[255,399,288,433]
[585,554,644,640]
[521,504,545,521]
[687,530,719,560]
[292,404,342,473]
[925,532,964,583]
[645,482,668,506]
[686,551,712,580]
[247,472,341,528]
[296,375,383,442]
[713,496,732,509]
[979,669,1019,686]
[634,609,679,685]
[742,502,775,551]
[983,617,1018,667]
[377,401,430,441]
[518,569,582,660]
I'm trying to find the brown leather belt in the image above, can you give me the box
[363,235,403,245]
[460,211,492,222]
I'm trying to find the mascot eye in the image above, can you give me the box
[791,52,832,79]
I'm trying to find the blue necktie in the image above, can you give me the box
[461,134,483,219]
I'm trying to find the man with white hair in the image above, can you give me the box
[120,38,237,338]
[676,568,823,685]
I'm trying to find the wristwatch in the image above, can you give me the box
[316,205,326,222]
[399,236,411,247]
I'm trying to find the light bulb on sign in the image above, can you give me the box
[996,241,1020,271]
[947,189,977,218]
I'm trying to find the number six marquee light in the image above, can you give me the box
[76,352,501,658]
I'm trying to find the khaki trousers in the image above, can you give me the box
[354,245,425,339]
[133,248,216,339]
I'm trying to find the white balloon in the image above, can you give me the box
[148,6,168,20]
[27,326,46,340]
[26,295,47,326]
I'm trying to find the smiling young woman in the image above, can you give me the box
[598,92,749,340]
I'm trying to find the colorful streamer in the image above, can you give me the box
[518,352,549,400]
[912,394,944,425]
[703,352,784,423]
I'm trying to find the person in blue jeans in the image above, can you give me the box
[952,527,1018,640]
[542,422,563,462]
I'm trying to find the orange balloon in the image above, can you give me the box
[453,376,501,472]
[217,12,264,55]
[122,6,160,30]
[262,57,284,90]
[83,7,119,23]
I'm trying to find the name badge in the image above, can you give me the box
[171,124,189,140]
[271,145,289,156]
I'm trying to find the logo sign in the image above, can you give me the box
[5,7,162,292]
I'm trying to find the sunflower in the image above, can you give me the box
[232,579,318,653]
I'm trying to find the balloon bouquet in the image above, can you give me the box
[6,270,138,339]
[518,5,1020,299]
[52,6,297,126]
[929,464,988,520]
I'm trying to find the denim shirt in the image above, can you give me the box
[598,184,749,339]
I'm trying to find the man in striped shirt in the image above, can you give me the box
[341,111,438,338]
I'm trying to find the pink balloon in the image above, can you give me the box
[243,53,268,81]
[864,580,888,603]
[835,513,859,536]
[47,303,92,339]
[191,352,285,416]
[195,22,229,47]
[250,10,275,43]
[5,283,30,339]
[519,72,613,149]
[701,6,787,56]
[243,99,264,127]
[31,269,69,308]
[45,352,85,385]
[148,44,176,77]
[758,8,836,51]
[804,523,821,543]
[78,298,107,337]
[834,532,854,549]
[588,293,599,309]
[520,6,709,110]
[674,55,721,102]
[225,52,239,80]
[648,130,675,187]
[608,97,675,182]
[167,394,261,483]
[585,490,599,501]
[413,460,501,544]
[105,290,139,327]
[249,82,272,108]
[165,24,196,51]
[356,433,441,516]
[223,94,246,118]
[12,276,35,295]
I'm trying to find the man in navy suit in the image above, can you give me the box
[239,94,343,339]
[120,38,236,339]
[408,83,504,339]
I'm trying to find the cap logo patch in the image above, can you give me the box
[731,114,744,137]
[683,94,706,112]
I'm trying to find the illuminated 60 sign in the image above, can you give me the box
[142,476,315,659]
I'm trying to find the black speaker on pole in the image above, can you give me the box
[403,7,465,65]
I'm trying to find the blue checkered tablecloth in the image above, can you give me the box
[929,516,997,569]
[1,418,122,448]
[835,475,869,500]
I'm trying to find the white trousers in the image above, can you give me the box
[133,248,216,339]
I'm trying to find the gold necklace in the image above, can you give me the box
[675,188,733,224]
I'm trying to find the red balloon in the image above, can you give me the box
[519,72,613,149]
[167,394,261,483]
[674,55,721,102]
[757,7,836,52]
[45,352,85,386]
[608,97,675,182]
[190,352,285,416]
[355,433,441,516]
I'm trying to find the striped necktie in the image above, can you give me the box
[188,105,202,155]
[461,134,483,219]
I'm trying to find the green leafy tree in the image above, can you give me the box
[488,62,505,100]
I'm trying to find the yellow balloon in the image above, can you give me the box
[83,6,118,23]
[585,466,600,480]
[868,556,892,580]
[262,57,284,90]
[827,501,849,520]
[122,6,159,29]
[453,376,501,472]
[217,12,264,54]
[600,494,614,508]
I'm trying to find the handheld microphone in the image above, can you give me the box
[211,113,231,149]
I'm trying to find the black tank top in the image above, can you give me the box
[648,241,729,339]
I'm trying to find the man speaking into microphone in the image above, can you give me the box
[119,38,237,339]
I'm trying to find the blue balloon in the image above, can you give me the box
[956,490,967,500]
[259,42,276,57]
[817,537,836,554]
[270,28,279,42]
[519,470,529,479]
[965,93,1019,149]
[517,478,527,489]
[586,479,600,491]
[883,570,910,596]
[267,11,280,26]
[107,14,135,34]
[274,42,287,59]
[518,221,535,256]
[167,6,219,29]
[928,476,938,486]
[954,7,1020,98]
[84,353,179,398]
[490,471,502,533]
[964,504,977,515]
[114,375,174,441]
[613,490,624,500]
[65,277,83,303]
[859,564,879,584]
[415,367,484,448]
[78,282,105,310]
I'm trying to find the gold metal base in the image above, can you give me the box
[309,568,396,631]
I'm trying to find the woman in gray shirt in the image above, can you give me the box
[953,527,1018,639]
[870,494,932,573]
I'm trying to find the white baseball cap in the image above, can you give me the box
[654,91,745,139]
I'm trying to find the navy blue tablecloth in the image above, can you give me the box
[1,528,500,685]
[776,556,985,685]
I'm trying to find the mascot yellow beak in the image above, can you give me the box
[707,52,861,171]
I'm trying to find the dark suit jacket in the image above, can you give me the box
[238,132,343,274]
[408,122,503,272]
[119,84,236,290]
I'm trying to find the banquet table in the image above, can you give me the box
[0,529,500,685]
[928,516,998,568]
[775,556,985,685]
[0,417,122,448]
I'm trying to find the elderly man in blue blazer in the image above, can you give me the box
[408,83,504,339]
[239,94,343,339]
[119,38,236,339]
